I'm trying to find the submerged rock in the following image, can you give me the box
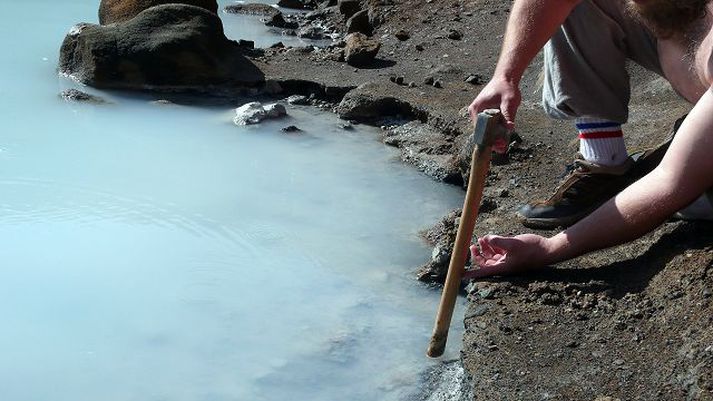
[59,89,109,104]
[59,4,264,92]
[281,125,302,133]
[98,0,218,24]
[344,33,380,67]
[233,102,287,125]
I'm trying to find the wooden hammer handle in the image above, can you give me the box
[426,110,502,358]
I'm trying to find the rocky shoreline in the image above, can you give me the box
[59,0,713,399]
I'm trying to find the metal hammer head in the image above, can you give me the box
[472,109,510,148]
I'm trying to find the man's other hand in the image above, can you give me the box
[464,234,550,279]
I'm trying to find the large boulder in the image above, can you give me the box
[98,0,218,24]
[336,83,415,122]
[59,4,264,91]
[344,32,380,67]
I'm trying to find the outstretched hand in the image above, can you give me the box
[464,234,553,279]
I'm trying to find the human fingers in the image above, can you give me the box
[492,138,508,154]
[463,261,513,279]
[499,92,520,131]
[478,236,497,259]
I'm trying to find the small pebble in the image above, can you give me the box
[447,29,463,40]
[394,30,410,41]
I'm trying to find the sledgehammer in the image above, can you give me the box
[426,109,509,358]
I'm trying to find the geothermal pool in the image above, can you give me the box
[0,1,469,400]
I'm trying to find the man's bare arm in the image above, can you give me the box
[467,88,713,278]
[468,0,581,127]
[548,88,713,262]
[494,0,581,84]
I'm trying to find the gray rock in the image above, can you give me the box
[223,3,279,16]
[264,103,287,118]
[233,102,287,125]
[99,0,218,25]
[286,95,309,105]
[344,32,380,67]
[465,74,484,85]
[336,83,415,122]
[59,5,264,91]
[298,25,325,39]
[346,9,371,35]
[305,9,328,20]
[382,120,460,182]
[234,102,266,125]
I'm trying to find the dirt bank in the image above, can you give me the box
[235,0,712,399]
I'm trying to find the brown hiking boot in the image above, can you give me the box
[518,115,684,229]
[518,156,637,229]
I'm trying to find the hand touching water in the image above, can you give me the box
[464,234,553,279]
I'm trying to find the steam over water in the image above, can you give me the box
[0,1,468,400]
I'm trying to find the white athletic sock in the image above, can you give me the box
[575,118,628,166]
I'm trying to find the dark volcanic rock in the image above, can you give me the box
[265,12,299,29]
[336,83,421,122]
[277,0,315,9]
[346,9,371,35]
[344,32,380,67]
[447,29,463,40]
[99,0,218,24]
[281,125,302,133]
[59,89,109,104]
[59,5,264,91]
[394,29,410,41]
[383,121,460,183]
[338,0,361,19]
[224,3,280,16]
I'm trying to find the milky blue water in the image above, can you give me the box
[0,1,467,400]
